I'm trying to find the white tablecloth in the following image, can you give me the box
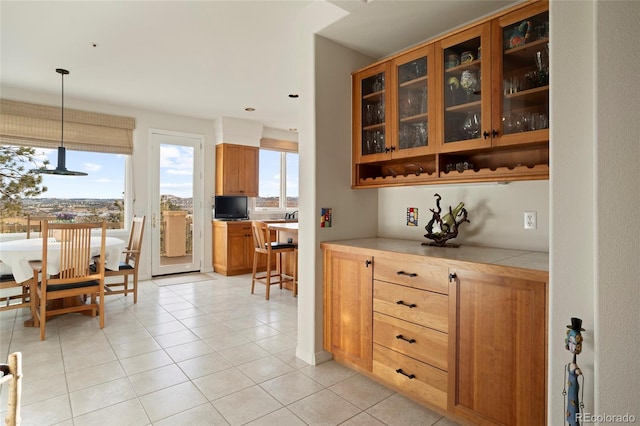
[0,237,126,284]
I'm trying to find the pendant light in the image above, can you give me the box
[38,68,88,176]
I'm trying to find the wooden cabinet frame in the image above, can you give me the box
[351,1,549,189]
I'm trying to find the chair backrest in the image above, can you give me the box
[124,216,146,266]
[26,215,56,239]
[41,221,106,286]
[251,221,270,253]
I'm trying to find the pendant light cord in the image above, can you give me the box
[61,70,64,148]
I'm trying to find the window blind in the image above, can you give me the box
[0,99,135,155]
[260,137,298,153]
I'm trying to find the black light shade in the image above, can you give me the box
[35,68,87,176]
[38,146,88,176]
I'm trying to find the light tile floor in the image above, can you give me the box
[0,272,460,426]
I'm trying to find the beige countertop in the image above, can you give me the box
[321,237,549,272]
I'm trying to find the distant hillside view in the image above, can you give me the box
[1,198,123,234]
[256,197,298,209]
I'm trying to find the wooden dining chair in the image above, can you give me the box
[32,221,106,340]
[26,214,56,239]
[0,270,31,313]
[0,352,23,426]
[250,221,297,300]
[94,215,145,303]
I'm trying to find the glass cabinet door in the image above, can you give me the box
[495,4,549,146]
[439,23,491,153]
[354,63,390,164]
[393,45,434,157]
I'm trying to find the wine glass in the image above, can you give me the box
[365,104,375,125]
[462,112,480,139]
[460,70,478,103]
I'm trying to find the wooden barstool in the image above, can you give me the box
[250,221,297,300]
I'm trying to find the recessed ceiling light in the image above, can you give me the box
[288,94,299,98]
[245,107,255,112]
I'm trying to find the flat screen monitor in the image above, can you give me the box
[214,195,248,220]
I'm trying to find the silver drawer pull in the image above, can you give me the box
[397,271,417,277]
[395,368,415,379]
[396,334,416,344]
[396,300,417,308]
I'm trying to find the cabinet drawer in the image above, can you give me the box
[373,312,447,371]
[373,344,447,410]
[374,281,448,333]
[374,257,448,294]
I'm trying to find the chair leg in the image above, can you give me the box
[293,249,298,297]
[251,252,258,295]
[133,273,138,304]
[278,252,283,290]
[265,252,272,300]
[39,291,46,340]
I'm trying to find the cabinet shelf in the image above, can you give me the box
[400,113,428,123]
[440,163,549,181]
[400,75,428,89]
[444,59,481,74]
[363,91,384,101]
[504,37,549,63]
[445,100,481,113]
[363,123,386,131]
[504,85,548,105]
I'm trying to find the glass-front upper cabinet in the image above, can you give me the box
[392,45,436,158]
[353,62,391,164]
[493,2,549,147]
[437,23,492,153]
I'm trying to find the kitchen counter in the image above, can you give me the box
[320,237,548,272]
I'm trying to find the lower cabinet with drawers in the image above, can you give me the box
[322,239,548,425]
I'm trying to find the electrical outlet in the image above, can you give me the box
[524,211,537,230]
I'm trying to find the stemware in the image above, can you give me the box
[365,104,375,126]
[462,112,480,139]
[460,70,478,103]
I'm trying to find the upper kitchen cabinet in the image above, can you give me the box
[215,143,258,196]
[353,62,391,165]
[437,23,491,153]
[392,45,436,159]
[492,1,549,148]
[351,0,549,188]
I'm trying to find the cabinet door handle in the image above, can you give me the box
[492,129,499,138]
[483,130,490,139]
[396,300,417,308]
[396,271,417,277]
[395,368,415,379]
[396,334,416,344]
[365,260,372,268]
[449,272,457,282]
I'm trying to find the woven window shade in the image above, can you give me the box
[260,137,298,153]
[0,99,135,155]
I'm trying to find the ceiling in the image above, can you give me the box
[1,0,518,132]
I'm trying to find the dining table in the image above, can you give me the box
[0,236,126,327]
[0,236,126,284]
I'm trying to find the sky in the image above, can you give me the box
[26,145,298,200]
[31,147,125,199]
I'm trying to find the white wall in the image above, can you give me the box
[1,85,218,281]
[592,0,640,416]
[378,181,549,251]
[550,0,640,420]
[294,0,377,364]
